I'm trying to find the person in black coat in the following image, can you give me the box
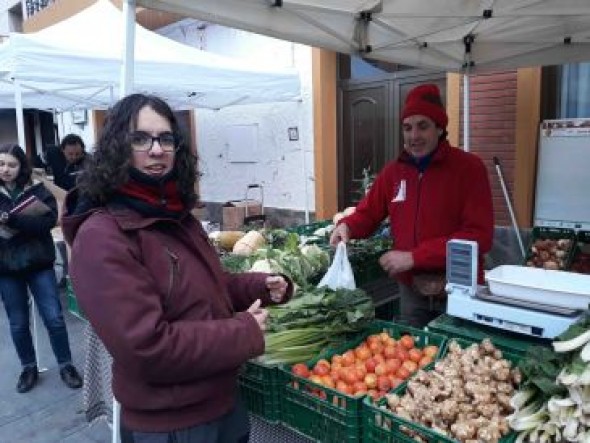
[0,143,83,393]
[46,134,87,191]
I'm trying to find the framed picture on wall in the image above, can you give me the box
[71,109,87,124]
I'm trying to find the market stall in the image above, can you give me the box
[66,213,590,442]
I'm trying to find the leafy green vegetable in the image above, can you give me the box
[556,312,590,342]
[518,346,567,399]
[259,286,375,364]
[220,254,252,273]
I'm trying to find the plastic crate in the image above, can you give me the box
[571,230,590,274]
[523,226,576,270]
[363,337,521,443]
[65,277,86,321]
[280,321,447,443]
[238,360,282,423]
[427,313,550,356]
[287,220,332,238]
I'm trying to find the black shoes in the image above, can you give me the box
[60,364,83,389]
[16,366,39,393]
[16,364,82,393]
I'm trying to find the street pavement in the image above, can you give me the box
[0,291,111,443]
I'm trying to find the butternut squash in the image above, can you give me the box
[232,230,266,256]
[216,231,245,251]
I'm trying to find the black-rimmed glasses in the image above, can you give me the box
[128,131,178,152]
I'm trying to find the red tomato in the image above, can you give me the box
[399,335,415,350]
[313,363,330,376]
[355,345,372,361]
[377,375,391,392]
[385,358,401,374]
[423,345,439,358]
[408,348,423,363]
[419,355,434,368]
[364,357,377,373]
[292,363,310,378]
[396,366,410,380]
[383,345,397,359]
[402,360,418,374]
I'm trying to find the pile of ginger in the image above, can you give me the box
[383,339,521,443]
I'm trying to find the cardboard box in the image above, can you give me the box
[222,200,262,230]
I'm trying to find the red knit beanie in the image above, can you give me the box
[401,84,448,128]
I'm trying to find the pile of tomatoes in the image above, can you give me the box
[290,331,439,402]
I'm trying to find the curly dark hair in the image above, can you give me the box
[77,94,198,208]
[0,143,32,188]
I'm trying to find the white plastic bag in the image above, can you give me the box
[317,242,356,290]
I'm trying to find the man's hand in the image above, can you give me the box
[379,251,414,277]
[329,223,350,246]
[266,275,289,303]
[246,299,268,332]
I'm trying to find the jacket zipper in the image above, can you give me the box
[165,248,179,309]
[414,173,423,246]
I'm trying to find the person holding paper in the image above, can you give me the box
[61,94,292,443]
[0,143,83,393]
[330,84,494,327]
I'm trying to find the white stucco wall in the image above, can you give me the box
[0,0,22,35]
[158,20,315,213]
[57,111,96,153]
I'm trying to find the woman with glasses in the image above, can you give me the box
[0,143,83,393]
[62,93,292,443]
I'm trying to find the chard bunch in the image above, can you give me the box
[511,314,590,442]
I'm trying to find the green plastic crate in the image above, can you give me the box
[280,320,447,443]
[524,226,576,270]
[427,313,551,356]
[363,337,521,443]
[238,360,282,423]
[287,220,331,237]
[65,278,86,321]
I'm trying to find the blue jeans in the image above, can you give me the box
[0,268,73,367]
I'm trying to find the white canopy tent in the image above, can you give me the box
[135,0,590,73]
[135,0,590,149]
[0,0,301,145]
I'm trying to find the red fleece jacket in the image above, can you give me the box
[342,140,494,285]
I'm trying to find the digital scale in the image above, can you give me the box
[445,239,584,339]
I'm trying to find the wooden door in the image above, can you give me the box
[339,73,446,209]
[339,82,390,208]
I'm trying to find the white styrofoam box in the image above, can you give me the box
[486,265,590,310]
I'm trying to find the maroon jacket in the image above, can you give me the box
[62,200,291,432]
[343,140,494,285]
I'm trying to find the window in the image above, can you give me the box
[559,62,590,118]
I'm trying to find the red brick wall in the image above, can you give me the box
[460,71,517,227]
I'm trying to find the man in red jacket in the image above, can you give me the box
[330,84,494,327]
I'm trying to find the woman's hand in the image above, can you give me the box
[265,274,289,303]
[246,299,268,332]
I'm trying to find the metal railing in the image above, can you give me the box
[25,0,56,18]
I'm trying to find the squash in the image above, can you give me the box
[232,230,266,256]
[216,231,245,251]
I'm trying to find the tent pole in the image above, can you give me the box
[14,80,26,149]
[301,145,310,224]
[120,0,136,98]
[463,74,470,151]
